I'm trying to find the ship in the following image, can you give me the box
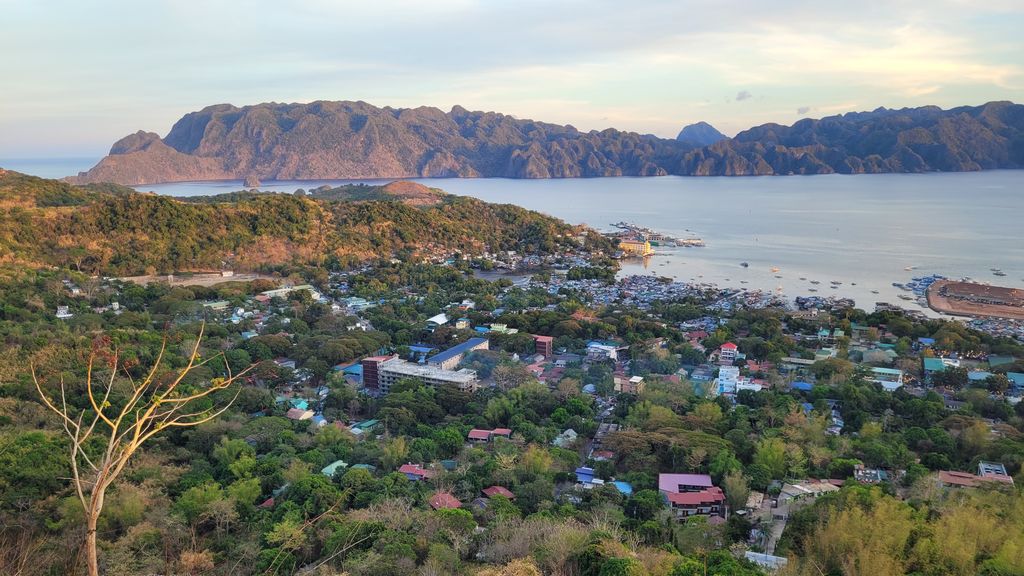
[770,266,780,273]
[740,262,749,268]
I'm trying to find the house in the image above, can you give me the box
[718,342,738,365]
[870,367,904,391]
[482,486,515,500]
[575,467,604,489]
[853,464,890,484]
[690,364,715,382]
[428,492,462,510]
[924,356,961,384]
[321,460,347,478]
[285,408,314,421]
[455,317,471,330]
[937,470,993,488]
[623,375,645,394]
[659,473,725,518]
[426,313,449,331]
[587,341,623,362]
[398,463,436,481]
[779,480,840,503]
[468,428,511,443]
[56,306,74,319]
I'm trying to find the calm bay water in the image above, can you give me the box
[5,157,1023,311]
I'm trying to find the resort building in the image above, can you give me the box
[658,473,725,518]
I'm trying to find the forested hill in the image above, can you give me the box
[680,101,1024,175]
[67,100,1024,184]
[0,171,599,275]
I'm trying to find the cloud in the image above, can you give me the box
[736,90,753,101]
[796,106,812,115]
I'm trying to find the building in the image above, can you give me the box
[716,366,740,395]
[718,342,738,365]
[261,284,322,301]
[426,313,449,331]
[285,408,314,421]
[468,429,493,443]
[619,238,654,256]
[619,375,645,394]
[360,355,394,389]
[428,492,462,510]
[455,317,471,330]
[376,358,479,393]
[534,335,554,358]
[398,463,436,481]
[427,337,489,370]
[55,306,73,319]
[587,341,624,362]
[978,461,1014,484]
[482,486,515,500]
[659,473,724,518]
[779,481,841,504]
[870,367,904,391]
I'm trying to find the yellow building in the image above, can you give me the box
[620,239,654,256]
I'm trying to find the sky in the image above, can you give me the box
[1,0,1022,157]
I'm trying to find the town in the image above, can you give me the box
[15,244,1023,575]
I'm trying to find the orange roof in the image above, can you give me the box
[468,429,492,440]
[720,342,738,350]
[428,492,462,510]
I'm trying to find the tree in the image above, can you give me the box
[721,471,750,512]
[32,327,248,576]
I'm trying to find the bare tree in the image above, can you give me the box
[32,326,249,576]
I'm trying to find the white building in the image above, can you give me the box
[716,366,740,395]
[376,358,479,393]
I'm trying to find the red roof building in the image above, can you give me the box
[398,463,436,480]
[482,486,515,499]
[492,428,512,437]
[428,492,462,510]
[468,429,492,442]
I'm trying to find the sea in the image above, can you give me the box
[3,157,1022,313]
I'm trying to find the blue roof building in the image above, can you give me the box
[792,381,813,392]
[427,337,489,370]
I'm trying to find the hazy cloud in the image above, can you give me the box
[797,106,812,115]
[736,90,753,101]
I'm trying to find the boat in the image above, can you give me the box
[905,266,916,271]
[994,271,1007,277]
[808,288,817,292]
[770,267,780,273]
[799,277,806,280]
[774,275,782,279]
[810,280,820,285]
[892,282,904,288]
[740,262,749,268]
[871,290,879,294]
